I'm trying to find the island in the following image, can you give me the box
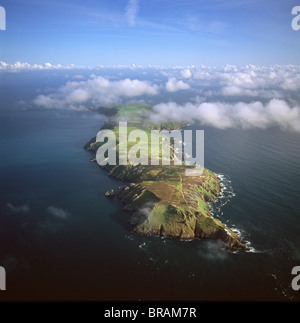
[85,103,245,250]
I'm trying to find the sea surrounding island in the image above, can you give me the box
[85,104,245,250]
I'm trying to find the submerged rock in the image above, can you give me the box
[105,189,115,198]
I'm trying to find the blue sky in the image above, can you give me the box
[0,0,299,66]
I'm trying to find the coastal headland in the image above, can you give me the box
[85,104,245,250]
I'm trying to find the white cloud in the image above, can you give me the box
[126,0,139,27]
[66,88,90,104]
[150,99,300,132]
[7,203,30,214]
[34,95,59,108]
[163,65,300,100]
[34,76,159,109]
[73,74,85,80]
[4,62,300,132]
[221,85,259,97]
[197,241,228,261]
[0,61,80,71]
[38,206,71,234]
[181,68,192,79]
[2,61,300,101]
[165,77,190,92]
[47,206,70,220]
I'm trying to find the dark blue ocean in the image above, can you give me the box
[0,72,300,301]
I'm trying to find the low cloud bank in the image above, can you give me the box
[21,63,300,132]
[166,77,190,92]
[34,76,159,109]
[150,99,300,132]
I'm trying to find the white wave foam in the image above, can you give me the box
[215,173,258,252]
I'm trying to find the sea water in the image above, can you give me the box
[0,72,300,301]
